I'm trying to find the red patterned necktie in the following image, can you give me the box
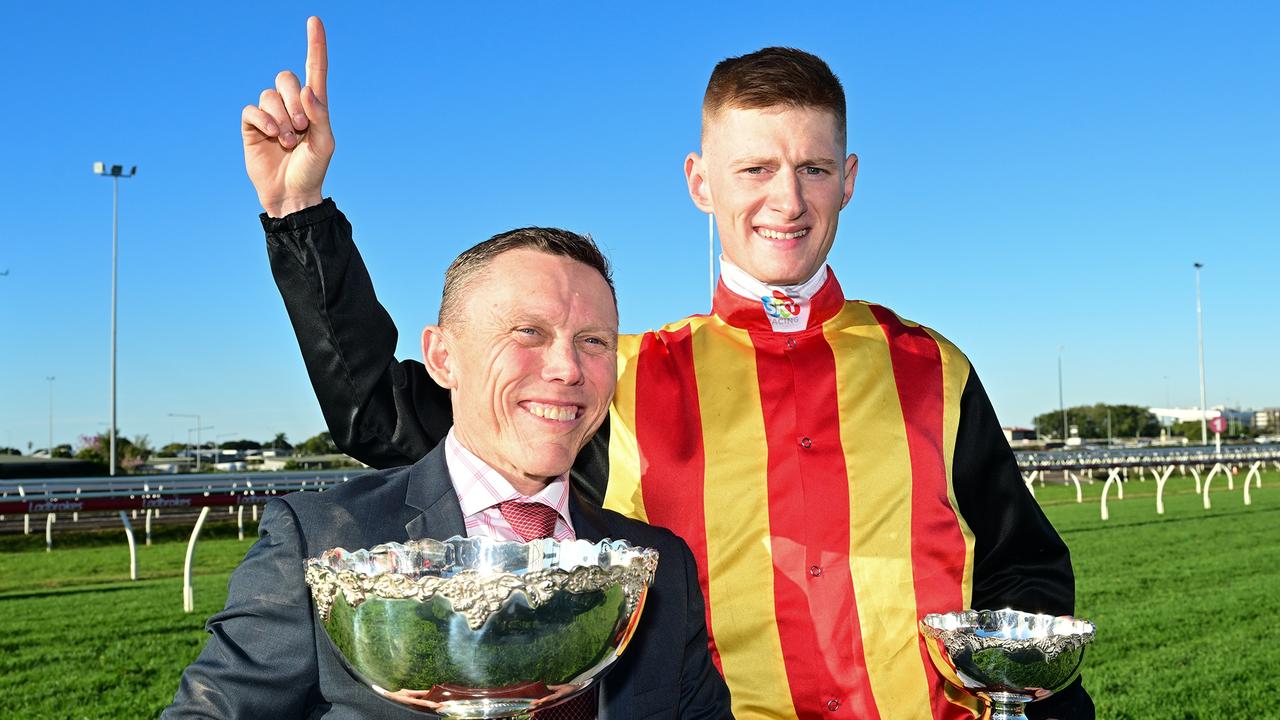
[498,500,560,542]
[495,500,598,720]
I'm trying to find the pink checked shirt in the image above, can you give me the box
[444,429,577,542]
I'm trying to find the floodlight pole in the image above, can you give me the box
[46,376,55,458]
[1058,346,1067,441]
[192,425,214,470]
[1194,262,1208,446]
[168,413,205,471]
[94,162,137,475]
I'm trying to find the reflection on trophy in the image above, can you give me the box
[919,608,1095,720]
[305,536,659,718]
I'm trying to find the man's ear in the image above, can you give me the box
[841,153,859,209]
[685,152,715,213]
[421,325,457,389]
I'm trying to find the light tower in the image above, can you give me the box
[93,162,138,474]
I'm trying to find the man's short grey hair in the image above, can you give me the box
[439,227,616,326]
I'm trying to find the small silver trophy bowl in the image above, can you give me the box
[919,608,1094,720]
[305,537,658,719]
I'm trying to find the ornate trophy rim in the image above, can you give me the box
[920,607,1095,658]
[305,536,659,630]
[919,606,1095,720]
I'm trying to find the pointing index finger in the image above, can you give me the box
[305,16,328,103]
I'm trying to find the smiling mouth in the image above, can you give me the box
[756,227,809,240]
[523,401,580,422]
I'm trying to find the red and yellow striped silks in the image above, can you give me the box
[603,274,982,720]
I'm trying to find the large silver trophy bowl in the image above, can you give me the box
[305,537,658,718]
[919,608,1095,720]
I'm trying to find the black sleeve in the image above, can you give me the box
[262,200,612,502]
[952,367,1095,719]
[263,200,451,468]
[162,501,318,718]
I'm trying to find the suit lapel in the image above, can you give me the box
[568,485,612,543]
[406,444,612,543]
[403,443,467,541]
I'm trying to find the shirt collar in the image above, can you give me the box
[713,260,846,333]
[443,429,574,529]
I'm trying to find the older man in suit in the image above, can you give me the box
[163,228,731,719]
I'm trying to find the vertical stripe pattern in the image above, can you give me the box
[603,333,646,521]
[753,327,878,718]
[604,289,977,719]
[630,324,723,672]
[871,305,976,720]
[829,303,936,717]
[690,318,796,717]
[926,328,981,717]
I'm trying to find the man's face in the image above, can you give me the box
[687,105,858,285]
[426,249,618,490]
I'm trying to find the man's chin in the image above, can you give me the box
[515,453,577,483]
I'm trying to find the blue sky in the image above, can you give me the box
[2,2,1276,452]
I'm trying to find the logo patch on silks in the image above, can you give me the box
[760,290,809,332]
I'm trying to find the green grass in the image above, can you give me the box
[0,471,1276,718]
[1036,468,1280,719]
[0,520,256,719]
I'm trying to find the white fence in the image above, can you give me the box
[0,469,372,611]
[1013,445,1280,520]
[5,447,1278,608]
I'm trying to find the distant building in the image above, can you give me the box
[1253,408,1280,430]
[1149,407,1222,426]
[1223,407,1257,430]
[1002,426,1038,443]
[1150,405,1258,433]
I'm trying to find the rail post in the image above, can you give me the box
[1153,465,1176,514]
[183,506,212,613]
[1243,461,1263,506]
[119,511,138,580]
[1100,467,1124,521]
[1202,462,1228,510]
[1064,470,1083,503]
[20,485,30,534]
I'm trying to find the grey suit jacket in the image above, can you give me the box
[163,443,731,719]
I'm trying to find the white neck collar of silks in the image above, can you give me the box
[719,255,829,333]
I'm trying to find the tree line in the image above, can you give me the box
[1032,404,1160,440]
[1,430,341,469]
[1032,403,1258,441]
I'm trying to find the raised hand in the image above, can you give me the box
[241,16,334,217]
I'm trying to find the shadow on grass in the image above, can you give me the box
[1062,503,1280,535]
[0,519,253,553]
[0,577,179,601]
